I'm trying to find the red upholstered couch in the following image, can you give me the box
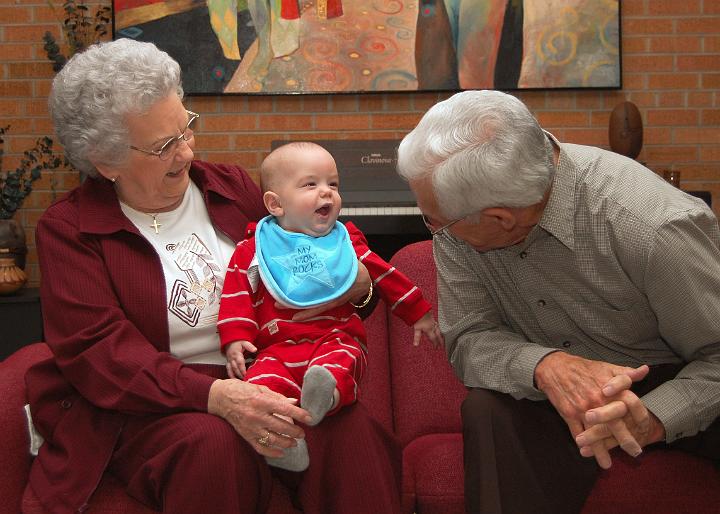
[2,240,719,514]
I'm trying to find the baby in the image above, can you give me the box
[217,142,442,471]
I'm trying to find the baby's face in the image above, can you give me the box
[273,147,342,237]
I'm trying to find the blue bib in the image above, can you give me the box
[254,216,358,309]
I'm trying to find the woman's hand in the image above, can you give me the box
[208,379,312,457]
[285,261,372,321]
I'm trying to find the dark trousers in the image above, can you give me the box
[109,399,402,514]
[462,364,719,514]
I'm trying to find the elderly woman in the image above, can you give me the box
[25,39,401,514]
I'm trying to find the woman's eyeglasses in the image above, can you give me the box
[130,110,199,161]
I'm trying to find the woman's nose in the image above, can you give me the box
[175,138,194,161]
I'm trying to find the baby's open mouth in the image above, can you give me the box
[316,205,331,216]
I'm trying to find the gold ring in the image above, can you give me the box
[257,431,271,447]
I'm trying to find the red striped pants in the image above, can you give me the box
[245,330,367,415]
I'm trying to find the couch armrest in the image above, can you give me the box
[388,241,466,445]
[0,343,52,511]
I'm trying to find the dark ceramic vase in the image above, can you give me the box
[0,219,27,270]
[0,255,27,295]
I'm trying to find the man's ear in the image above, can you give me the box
[263,191,283,216]
[481,207,517,231]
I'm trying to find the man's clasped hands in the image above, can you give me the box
[535,352,663,469]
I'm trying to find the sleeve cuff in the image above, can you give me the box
[511,346,559,400]
[179,367,217,412]
[395,298,432,326]
[641,382,698,443]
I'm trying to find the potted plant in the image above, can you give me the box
[0,125,66,271]
[43,0,111,72]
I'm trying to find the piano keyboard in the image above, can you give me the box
[341,206,421,216]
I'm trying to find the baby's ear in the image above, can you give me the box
[263,191,283,216]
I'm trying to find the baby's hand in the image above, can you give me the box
[413,312,444,348]
[225,340,257,379]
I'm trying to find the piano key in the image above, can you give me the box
[342,206,421,216]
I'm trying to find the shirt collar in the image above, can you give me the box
[536,131,576,251]
[77,175,134,235]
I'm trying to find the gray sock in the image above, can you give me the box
[265,438,309,472]
[301,366,337,426]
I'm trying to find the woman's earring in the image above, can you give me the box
[110,177,117,183]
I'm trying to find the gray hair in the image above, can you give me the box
[397,90,555,220]
[49,39,184,177]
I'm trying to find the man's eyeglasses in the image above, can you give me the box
[421,213,464,236]
[130,110,199,161]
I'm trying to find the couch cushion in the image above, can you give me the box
[582,449,720,514]
[402,433,464,514]
[388,241,466,445]
[0,343,52,514]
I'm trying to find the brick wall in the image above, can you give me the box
[1,0,719,285]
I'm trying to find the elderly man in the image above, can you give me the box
[397,90,720,514]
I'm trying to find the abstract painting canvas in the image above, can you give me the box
[112,0,621,95]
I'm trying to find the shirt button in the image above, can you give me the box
[537,299,546,307]
[562,341,571,348]
[60,399,72,409]
[519,251,528,259]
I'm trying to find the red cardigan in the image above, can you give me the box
[26,161,267,514]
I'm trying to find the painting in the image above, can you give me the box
[112,0,621,95]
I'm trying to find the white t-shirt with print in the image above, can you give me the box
[120,182,236,364]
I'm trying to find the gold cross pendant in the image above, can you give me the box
[149,215,162,234]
